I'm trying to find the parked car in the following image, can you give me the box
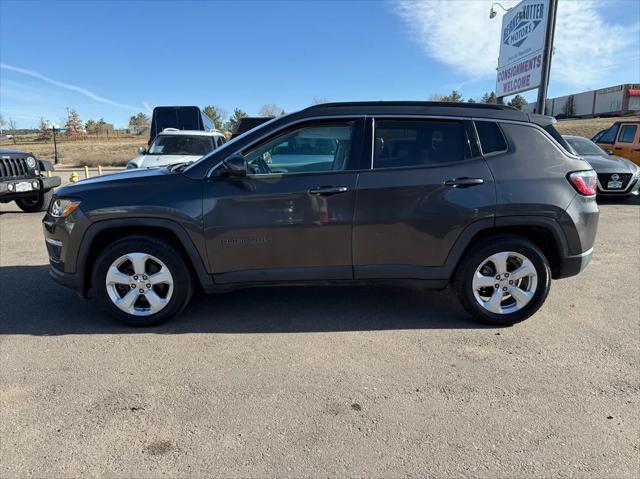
[564,135,639,198]
[148,106,216,145]
[1,149,61,212]
[127,129,225,169]
[43,102,598,327]
[230,116,274,139]
[594,121,640,165]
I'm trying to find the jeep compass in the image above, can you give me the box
[43,102,599,326]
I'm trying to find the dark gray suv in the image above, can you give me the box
[43,102,599,326]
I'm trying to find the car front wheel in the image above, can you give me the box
[92,236,193,326]
[16,189,53,212]
[454,236,551,325]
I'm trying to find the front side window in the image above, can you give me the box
[599,124,619,144]
[149,135,215,156]
[373,119,471,169]
[618,125,637,143]
[243,122,354,175]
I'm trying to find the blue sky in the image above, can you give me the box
[1,0,638,128]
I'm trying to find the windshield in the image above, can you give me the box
[184,115,283,171]
[148,135,215,156]
[565,137,607,156]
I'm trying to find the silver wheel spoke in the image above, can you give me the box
[117,290,139,312]
[485,288,504,313]
[128,253,148,276]
[510,260,536,281]
[473,271,496,289]
[144,291,167,314]
[149,267,172,286]
[489,252,509,275]
[106,266,132,286]
[509,286,533,307]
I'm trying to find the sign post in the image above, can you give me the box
[495,0,557,113]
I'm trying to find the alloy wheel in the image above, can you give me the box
[472,251,538,315]
[105,252,174,316]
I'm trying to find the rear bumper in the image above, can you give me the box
[555,248,593,279]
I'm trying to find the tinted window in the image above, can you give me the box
[243,122,354,175]
[618,125,637,143]
[599,124,619,143]
[475,121,507,155]
[373,120,471,169]
[149,135,215,156]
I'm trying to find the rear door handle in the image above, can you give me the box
[443,177,484,188]
[308,186,349,196]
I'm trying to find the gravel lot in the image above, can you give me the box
[1,190,638,478]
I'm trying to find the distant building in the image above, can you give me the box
[523,84,640,118]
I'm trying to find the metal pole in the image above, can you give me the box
[536,0,558,115]
[52,127,58,165]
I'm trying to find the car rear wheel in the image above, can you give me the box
[92,236,193,326]
[454,236,551,325]
[16,189,53,212]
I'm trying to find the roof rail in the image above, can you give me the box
[307,101,519,111]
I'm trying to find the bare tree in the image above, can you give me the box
[8,118,18,144]
[39,117,52,140]
[0,114,5,133]
[259,104,284,117]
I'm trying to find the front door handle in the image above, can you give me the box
[443,177,484,188]
[614,147,623,150]
[308,186,349,196]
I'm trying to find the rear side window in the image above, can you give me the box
[599,124,619,144]
[475,121,507,155]
[618,125,637,143]
[373,119,471,169]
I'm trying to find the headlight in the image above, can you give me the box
[26,156,37,168]
[50,198,81,217]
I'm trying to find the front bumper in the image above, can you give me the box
[0,176,62,199]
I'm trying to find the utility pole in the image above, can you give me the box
[535,0,558,115]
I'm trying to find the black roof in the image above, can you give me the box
[301,101,529,122]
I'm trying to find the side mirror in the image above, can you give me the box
[221,153,247,177]
[605,149,613,155]
[138,146,147,155]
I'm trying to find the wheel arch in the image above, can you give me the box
[78,218,213,297]
[447,217,569,280]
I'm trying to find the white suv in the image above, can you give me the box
[127,129,226,169]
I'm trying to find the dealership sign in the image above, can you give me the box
[496,0,549,96]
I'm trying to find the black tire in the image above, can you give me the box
[454,235,551,326]
[92,236,193,326]
[16,189,53,212]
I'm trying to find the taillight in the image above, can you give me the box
[568,170,597,196]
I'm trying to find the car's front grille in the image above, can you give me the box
[0,157,30,179]
[598,172,633,191]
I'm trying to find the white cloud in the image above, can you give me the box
[391,0,639,88]
[0,63,142,111]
